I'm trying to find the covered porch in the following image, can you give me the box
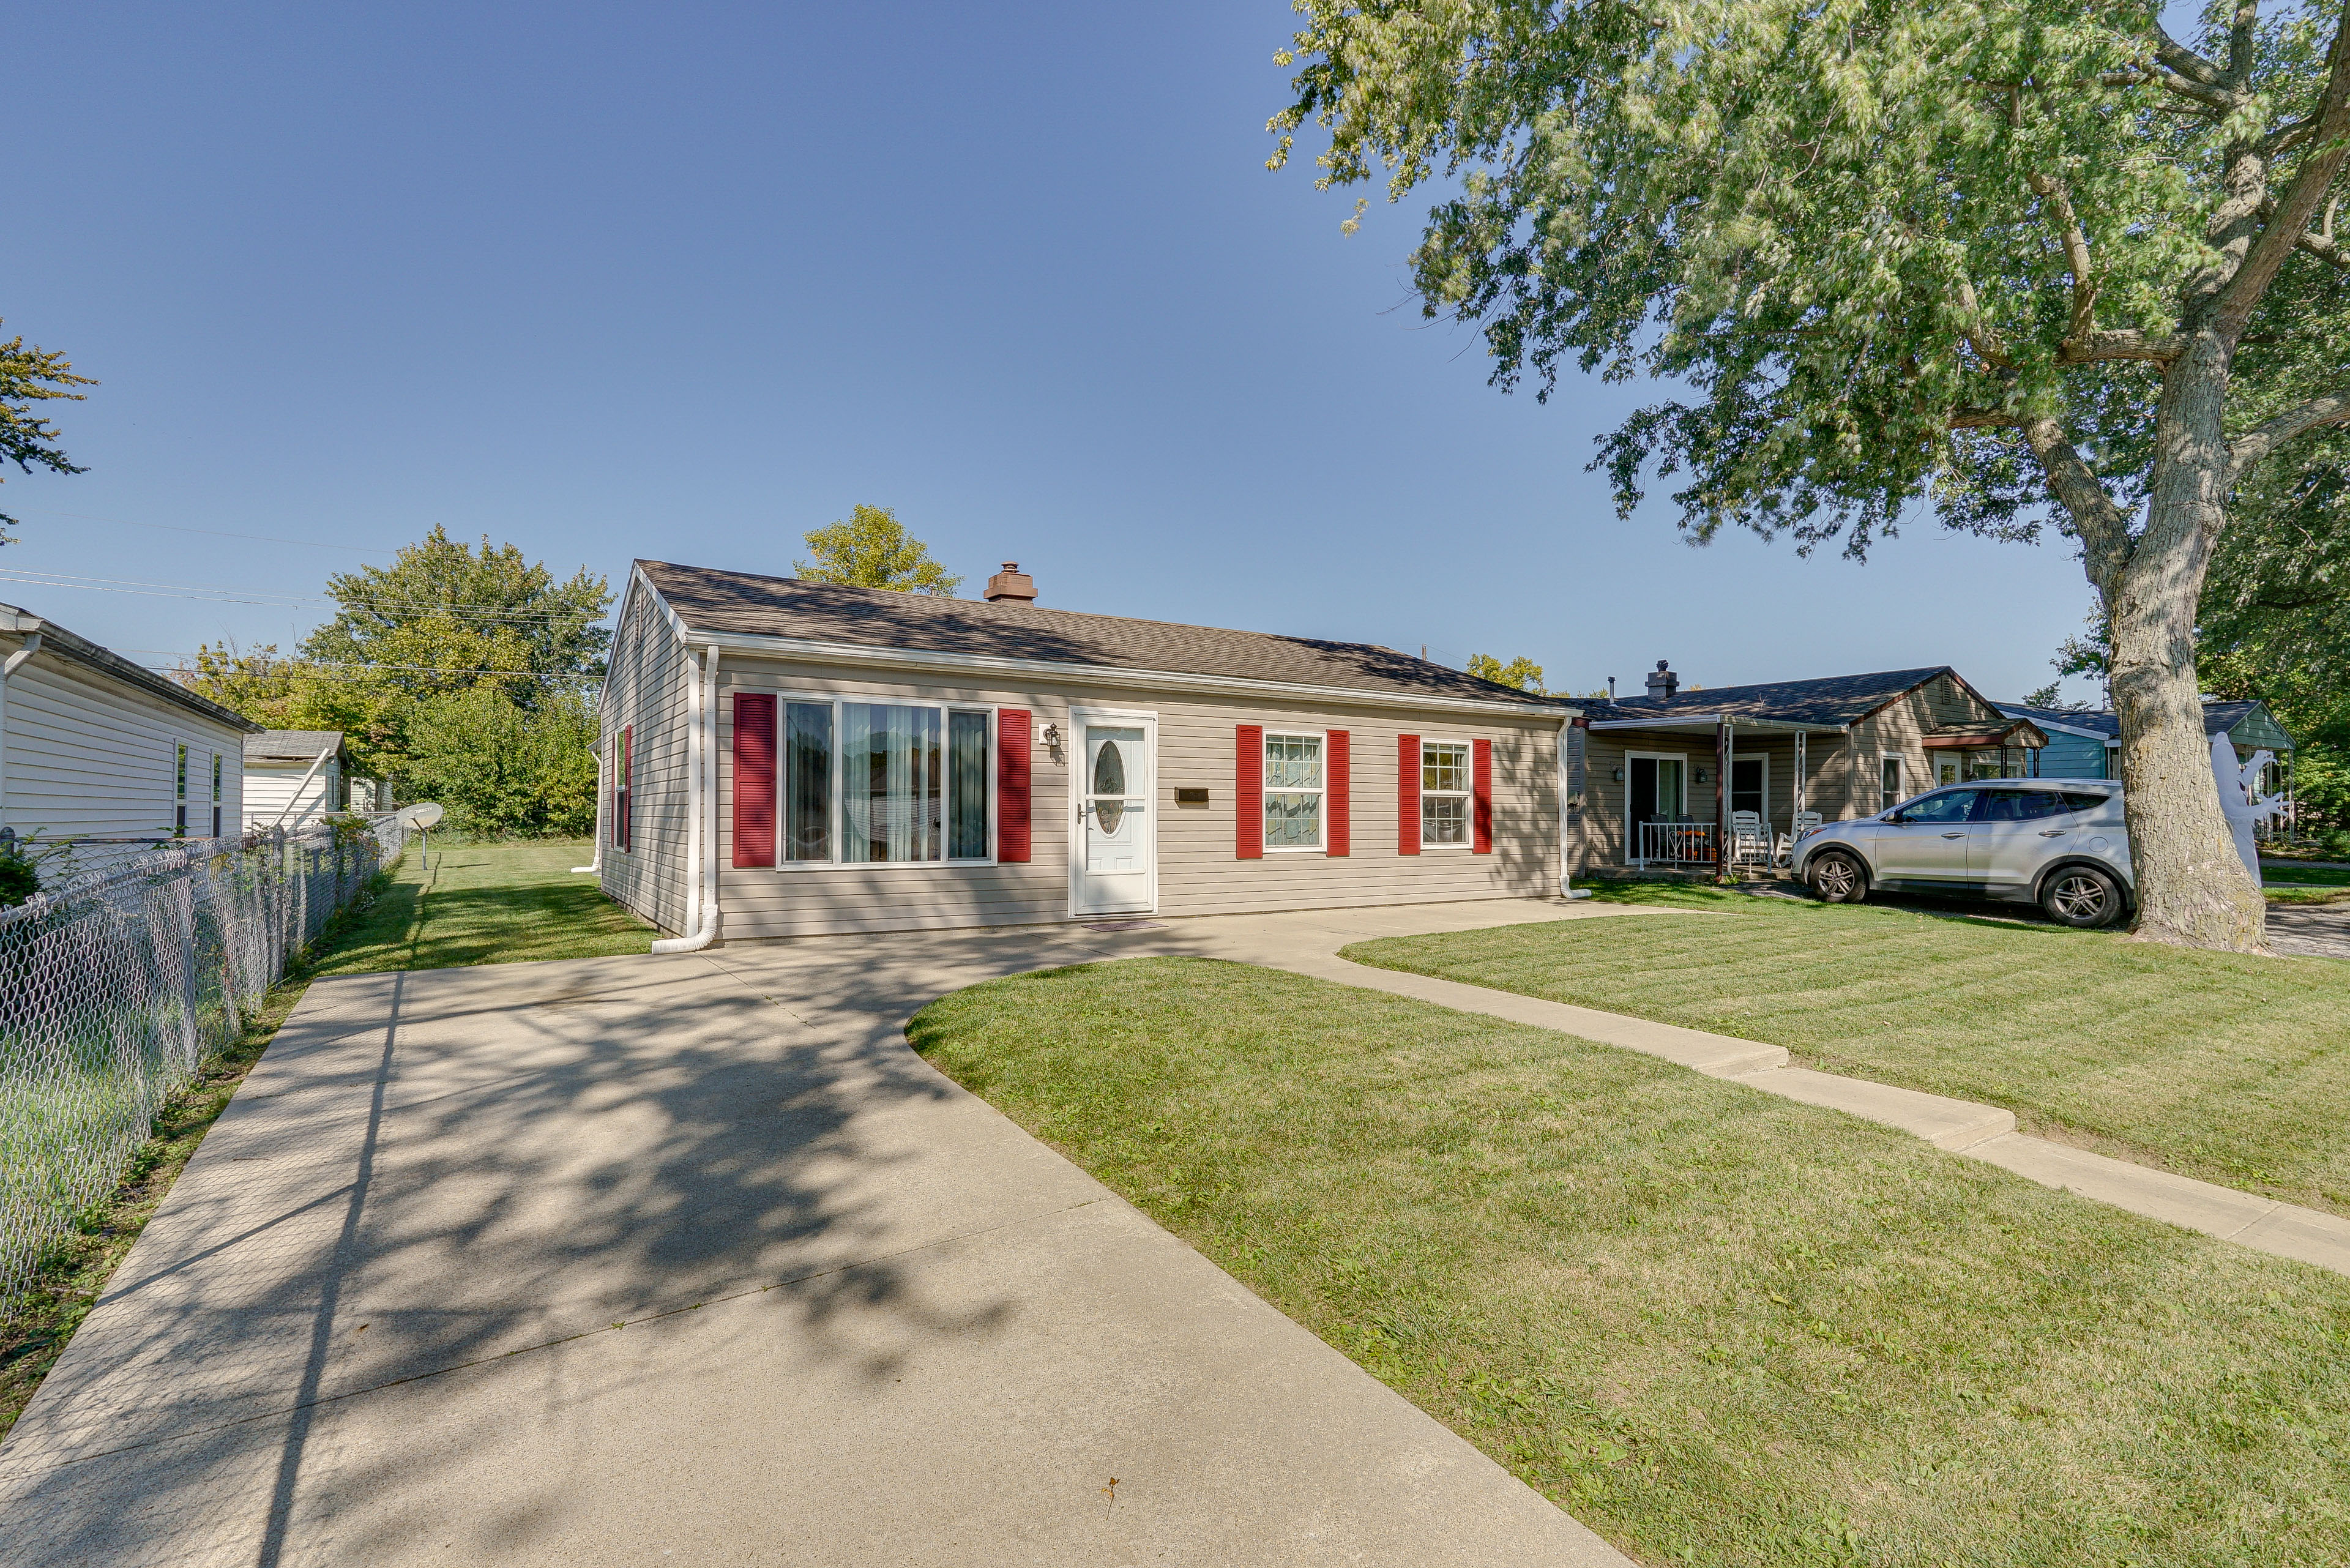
[1587,715,1851,875]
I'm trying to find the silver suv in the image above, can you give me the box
[1791,780,2133,928]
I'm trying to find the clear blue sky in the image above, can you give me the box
[9,1,2101,703]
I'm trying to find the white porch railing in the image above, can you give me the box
[1634,819,1719,866]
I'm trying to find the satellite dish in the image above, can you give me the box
[395,802,446,830]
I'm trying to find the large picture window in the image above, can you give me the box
[1263,733,1323,849]
[1421,741,1470,846]
[775,698,993,866]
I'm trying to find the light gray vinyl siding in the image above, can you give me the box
[712,655,1566,941]
[0,632,247,841]
[241,761,345,831]
[598,584,695,935]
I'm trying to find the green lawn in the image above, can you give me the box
[314,838,652,974]
[1343,887,2350,1214]
[2261,864,2350,905]
[912,958,2350,1568]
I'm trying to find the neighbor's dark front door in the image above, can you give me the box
[1629,756,1658,859]
[1731,757,1766,821]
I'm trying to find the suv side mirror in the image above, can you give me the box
[1884,811,1907,825]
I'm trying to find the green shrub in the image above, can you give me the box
[0,848,39,908]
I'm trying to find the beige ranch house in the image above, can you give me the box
[594,561,1583,944]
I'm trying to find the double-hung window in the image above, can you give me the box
[780,698,993,865]
[211,752,223,837]
[1421,741,1471,846]
[1881,756,1904,813]
[174,744,189,837]
[1263,733,1323,849]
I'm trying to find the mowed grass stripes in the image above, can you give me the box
[1343,887,2350,1213]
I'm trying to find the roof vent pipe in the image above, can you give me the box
[1646,660,1680,700]
[983,562,1037,605]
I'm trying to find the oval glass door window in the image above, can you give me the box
[1093,740,1126,833]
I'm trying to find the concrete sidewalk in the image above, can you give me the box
[0,901,1638,1568]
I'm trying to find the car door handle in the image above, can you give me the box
[1941,831,1966,838]
[2040,829,2067,837]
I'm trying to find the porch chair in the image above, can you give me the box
[1730,810,1768,865]
[1775,810,1823,868]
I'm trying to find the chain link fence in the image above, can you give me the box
[0,815,408,1305]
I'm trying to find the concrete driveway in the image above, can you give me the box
[0,900,1641,1567]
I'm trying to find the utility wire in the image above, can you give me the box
[0,567,611,625]
[10,507,401,553]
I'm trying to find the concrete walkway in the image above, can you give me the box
[0,911,1635,1568]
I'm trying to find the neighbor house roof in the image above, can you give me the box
[0,601,261,734]
[245,731,346,764]
[1584,666,1963,730]
[1994,700,2297,750]
[633,561,1571,711]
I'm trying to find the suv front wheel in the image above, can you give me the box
[2041,864,2126,928]
[1808,849,1869,905]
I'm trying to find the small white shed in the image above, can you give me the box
[242,731,352,831]
[0,602,259,846]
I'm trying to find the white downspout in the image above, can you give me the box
[572,739,605,874]
[651,641,721,954]
[268,744,338,831]
[0,628,43,835]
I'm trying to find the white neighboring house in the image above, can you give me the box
[0,602,259,849]
[242,731,352,831]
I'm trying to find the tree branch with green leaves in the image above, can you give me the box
[1269,0,2350,951]
[0,325,95,540]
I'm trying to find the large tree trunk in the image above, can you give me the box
[2106,335,2269,952]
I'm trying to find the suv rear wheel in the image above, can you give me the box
[2041,864,2125,928]
[1809,849,1868,904]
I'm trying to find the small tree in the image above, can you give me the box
[1468,652,1546,692]
[796,504,964,594]
[0,324,95,542]
[1271,0,2350,951]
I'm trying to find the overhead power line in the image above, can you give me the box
[12,507,400,553]
[0,567,612,625]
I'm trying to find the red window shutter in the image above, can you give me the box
[732,693,777,867]
[1398,734,1420,854]
[1327,730,1350,856]
[1236,725,1264,859]
[1472,738,1494,854]
[998,709,1032,862]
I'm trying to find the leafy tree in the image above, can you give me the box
[402,685,599,839]
[0,324,95,541]
[176,532,610,837]
[1468,652,1546,692]
[302,526,611,704]
[795,504,964,594]
[1270,0,2350,951]
[2197,431,2350,827]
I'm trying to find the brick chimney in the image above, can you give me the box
[1646,659,1679,700]
[983,562,1036,605]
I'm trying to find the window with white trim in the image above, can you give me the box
[1421,740,1471,846]
[211,752,224,837]
[174,744,189,837]
[1263,733,1323,849]
[779,698,993,865]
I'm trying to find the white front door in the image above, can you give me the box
[1073,717,1155,915]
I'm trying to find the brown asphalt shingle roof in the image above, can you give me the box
[1587,666,1957,727]
[636,561,1567,708]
